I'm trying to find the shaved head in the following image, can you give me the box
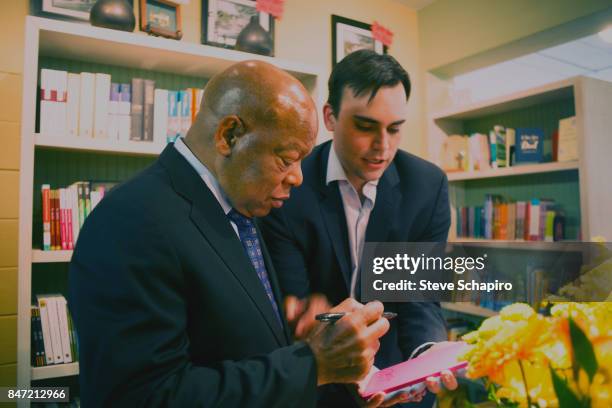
[184,60,318,217]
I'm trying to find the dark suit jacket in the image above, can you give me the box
[260,141,450,406]
[69,145,317,408]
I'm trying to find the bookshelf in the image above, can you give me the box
[17,16,324,398]
[429,76,612,317]
[429,76,612,242]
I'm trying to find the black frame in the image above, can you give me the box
[331,14,387,67]
[201,0,274,51]
[31,0,134,23]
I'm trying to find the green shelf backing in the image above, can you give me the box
[463,98,575,162]
[31,149,155,249]
[451,169,581,239]
[39,56,208,90]
[31,263,70,304]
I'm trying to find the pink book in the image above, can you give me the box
[360,342,469,399]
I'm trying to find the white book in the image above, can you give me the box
[39,69,54,137]
[558,116,578,162]
[94,73,111,139]
[119,115,131,142]
[69,184,80,247]
[153,89,168,148]
[55,70,68,137]
[37,295,55,365]
[90,190,102,211]
[79,72,95,138]
[66,73,80,138]
[55,295,73,363]
[45,295,65,364]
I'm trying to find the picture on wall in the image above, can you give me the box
[331,15,387,66]
[140,0,182,39]
[202,0,274,49]
[32,0,133,22]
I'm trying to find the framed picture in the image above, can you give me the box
[140,0,182,39]
[331,15,387,67]
[202,0,274,49]
[31,0,134,22]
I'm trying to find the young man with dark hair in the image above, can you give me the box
[261,50,456,407]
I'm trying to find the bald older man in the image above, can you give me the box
[69,61,392,407]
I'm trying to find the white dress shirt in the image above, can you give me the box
[326,142,379,298]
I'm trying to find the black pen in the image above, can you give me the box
[315,312,397,323]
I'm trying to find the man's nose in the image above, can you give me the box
[285,162,303,187]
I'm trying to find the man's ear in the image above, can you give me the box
[214,115,245,156]
[322,104,337,132]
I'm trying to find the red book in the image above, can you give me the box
[50,190,57,250]
[42,185,51,250]
[59,189,67,250]
[53,191,61,250]
[66,207,74,250]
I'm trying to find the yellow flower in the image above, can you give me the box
[496,360,558,408]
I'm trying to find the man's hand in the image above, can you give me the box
[304,299,390,386]
[352,366,426,407]
[422,342,459,393]
[284,294,332,339]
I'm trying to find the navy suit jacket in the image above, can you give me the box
[260,141,450,406]
[69,145,317,407]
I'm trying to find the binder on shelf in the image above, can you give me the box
[153,88,169,147]
[55,296,73,363]
[79,72,95,138]
[143,79,155,142]
[93,73,111,139]
[130,78,144,141]
[66,72,80,138]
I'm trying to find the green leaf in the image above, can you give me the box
[569,317,598,383]
[550,366,584,408]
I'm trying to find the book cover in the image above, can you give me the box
[515,128,544,164]
[558,116,578,162]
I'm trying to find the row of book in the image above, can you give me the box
[39,68,203,144]
[31,294,78,367]
[441,117,577,172]
[42,181,115,251]
[456,195,567,241]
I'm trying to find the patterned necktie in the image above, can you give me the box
[227,209,282,326]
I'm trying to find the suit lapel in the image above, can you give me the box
[316,143,352,291]
[159,145,287,346]
[366,162,401,243]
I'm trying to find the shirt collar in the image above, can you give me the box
[326,141,379,202]
[173,137,233,215]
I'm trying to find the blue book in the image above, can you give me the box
[515,128,544,164]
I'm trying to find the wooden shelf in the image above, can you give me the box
[33,16,321,83]
[431,78,574,121]
[446,161,579,181]
[31,249,72,263]
[441,302,497,317]
[448,239,584,252]
[35,134,165,156]
[31,362,79,380]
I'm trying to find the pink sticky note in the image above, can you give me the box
[360,342,469,398]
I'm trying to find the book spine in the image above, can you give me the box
[59,188,67,250]
[143,79,155,142]
[167,91,179,143]
[153,89,169,147]
[46,296,64,364]
[79,72,96,138]
[42,184,51,251]
[66,73,80,138]
[93,73,111,139]
[108,83,120,141]
[55,70,68,137]
[37,296,55,365]
[39,69,54,137]
[130,78,144,141]
[119,83,132,142]
[77,182,86,228]
[56,296,73,363]
[179,90,191,138]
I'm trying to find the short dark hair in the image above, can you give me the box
[327,49,411,116]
